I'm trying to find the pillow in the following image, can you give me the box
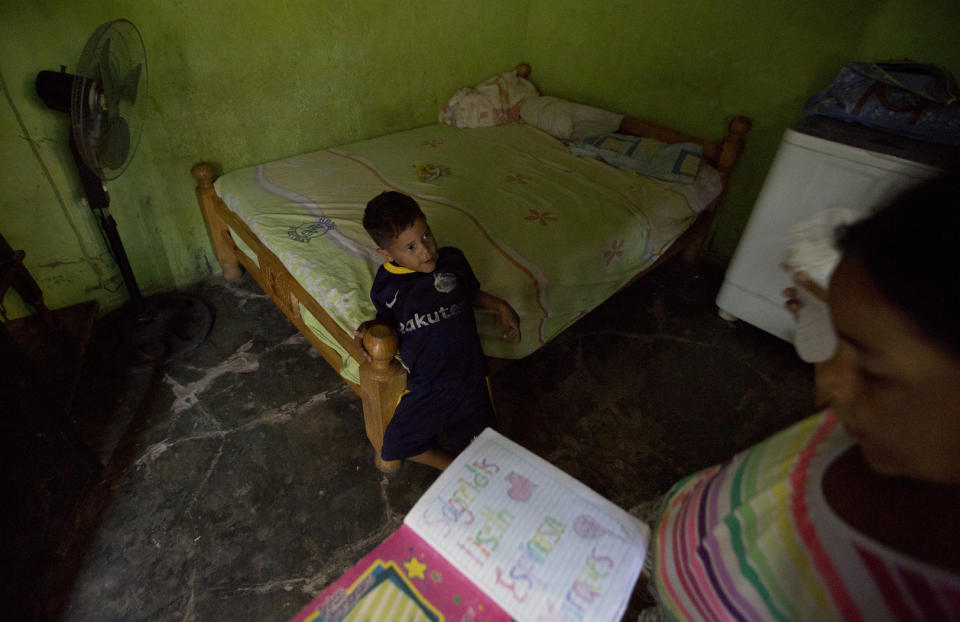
[439,71,539,128]
[520,96,624,140]
[519,96,574,138]
[565,134,703,183]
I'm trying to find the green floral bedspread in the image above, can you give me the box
[216,123,717,384]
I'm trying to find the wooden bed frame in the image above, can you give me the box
[192,64,751,472]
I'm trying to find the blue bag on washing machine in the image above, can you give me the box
[805,61,960,145]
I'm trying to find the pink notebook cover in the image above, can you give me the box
[290,524,510,622]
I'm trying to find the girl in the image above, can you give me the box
[649,170,960,621]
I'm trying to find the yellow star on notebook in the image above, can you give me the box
[403,556,427,579]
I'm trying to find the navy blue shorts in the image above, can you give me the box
[380,378,496,461]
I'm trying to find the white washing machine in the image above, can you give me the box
[716,118,945,343]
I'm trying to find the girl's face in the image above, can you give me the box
[824,255,960,484]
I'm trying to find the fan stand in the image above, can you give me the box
[32,21,206,373]
[69,137,213,373]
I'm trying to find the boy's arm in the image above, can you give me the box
[355,287,395,362]
[474,290,521,342]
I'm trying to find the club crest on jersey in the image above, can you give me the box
[433,272,457,293]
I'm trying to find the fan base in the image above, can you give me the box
[91,293,214,374]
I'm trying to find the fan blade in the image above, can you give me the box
[119,63,142,103]
[98,116,130,169]
[99,37,120,113]
[99,37,113,80]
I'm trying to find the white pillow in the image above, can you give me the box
[519,96,575,138]
[521,96,624,140]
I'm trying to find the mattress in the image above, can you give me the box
[215,123,721,383]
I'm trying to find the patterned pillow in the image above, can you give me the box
[565,134,703,183]
[439,72,539,128]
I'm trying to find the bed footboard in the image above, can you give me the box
[360,325,404,473]
[191,163,406,473]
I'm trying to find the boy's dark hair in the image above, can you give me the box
[363,191,425,248]
[837,168,960,357]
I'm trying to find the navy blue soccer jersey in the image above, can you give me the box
[370,246,495,460]
[370,246,488,387]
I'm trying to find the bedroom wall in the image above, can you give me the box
[0,0,529,318]
[2,0,957,319]
[524,0,960,257]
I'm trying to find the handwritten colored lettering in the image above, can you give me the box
[458,506,513,567]
[561,547,615,621]
[420,457,498,537]
[473,457,500,476]
[494,515,566,603]
[420,495,474,537]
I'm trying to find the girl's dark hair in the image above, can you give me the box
[363,191,425,248]
[837,168,960,356]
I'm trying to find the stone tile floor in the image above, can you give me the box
[12,257,813,621]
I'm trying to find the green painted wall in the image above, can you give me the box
[0,0,529,318]
[524,0,960,257]
[2,0,958,319]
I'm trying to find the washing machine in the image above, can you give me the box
[715,117,949,343]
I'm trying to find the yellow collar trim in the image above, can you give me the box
[384,261,416,274]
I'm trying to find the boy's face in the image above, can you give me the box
[377,216,439,273]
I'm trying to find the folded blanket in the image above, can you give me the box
[565,134,703,183]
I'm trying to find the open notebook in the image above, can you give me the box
[290,429,650,622]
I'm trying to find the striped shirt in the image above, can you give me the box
[653,411,960,621]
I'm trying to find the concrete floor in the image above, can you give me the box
[12,257,814,621]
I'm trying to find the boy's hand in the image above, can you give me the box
[474,290,521,342]
[353,320,378,362]
[499,302,521,342]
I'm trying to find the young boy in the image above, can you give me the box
[354,191,520,470]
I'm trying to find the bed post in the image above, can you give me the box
[716,116,752,185]
[359,324,404,473]
[192,163,244,280]
[680,116,751,262]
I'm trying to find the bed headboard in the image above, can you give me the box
[618,114,751,183]
[513,62,751,185]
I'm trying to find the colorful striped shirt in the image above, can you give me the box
[653,411,960,621]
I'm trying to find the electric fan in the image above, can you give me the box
[35,19,212,371]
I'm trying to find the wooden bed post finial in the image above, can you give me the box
[359,324,404,473]
[717,116,752,180]
[729,116,752,136]
[191,162,215,189]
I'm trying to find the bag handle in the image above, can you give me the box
[853,80,926,124]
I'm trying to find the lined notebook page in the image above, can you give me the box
[404,428,649,622]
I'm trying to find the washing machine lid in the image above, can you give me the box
[793,116,958,168]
